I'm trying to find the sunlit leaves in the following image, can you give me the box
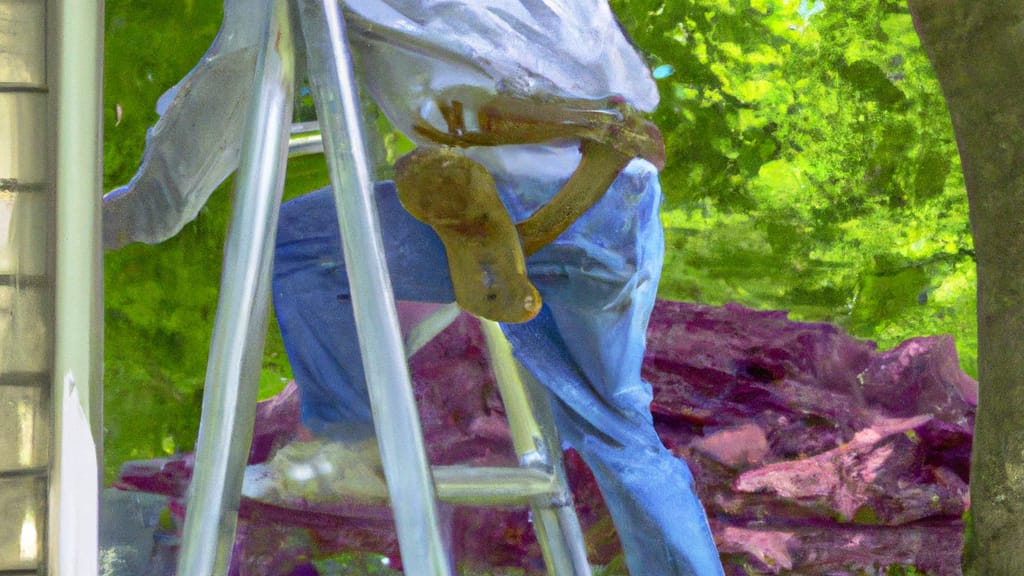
[612,0,975,374]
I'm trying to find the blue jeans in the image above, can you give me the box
[272,160,723,575]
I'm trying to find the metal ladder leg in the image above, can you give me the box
[295,0,453,573]
[406,308,592,575]
[479,320,592,576]
[177,0,296,573]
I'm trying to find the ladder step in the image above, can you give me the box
[288,122,324,157]
[432,465,560,506]
[243,463,561,508]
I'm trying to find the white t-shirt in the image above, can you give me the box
[342,0,658,141]
[342,0,658,207]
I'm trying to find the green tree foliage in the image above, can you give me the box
[104,0,219,482]
[612,0,975,374]
[103,0,325,481]
[102,0,977,488]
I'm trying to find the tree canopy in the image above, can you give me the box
[611,0,973,363]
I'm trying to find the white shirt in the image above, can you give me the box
[342,0,658,205]
[342,0,658,140]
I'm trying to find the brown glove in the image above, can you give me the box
[395,147,542,323]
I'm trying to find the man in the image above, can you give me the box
[105,1,723,573]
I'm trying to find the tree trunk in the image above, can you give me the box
[906,2,1024,574]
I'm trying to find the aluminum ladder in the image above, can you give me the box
[173,1,591,574]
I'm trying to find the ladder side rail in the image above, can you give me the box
[176,1,296,573]
[516,364,592,576]
[479,320,592,576]
[516,362,593,576]
[294,1,452,573]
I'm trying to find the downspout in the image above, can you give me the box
[48,0,104,573]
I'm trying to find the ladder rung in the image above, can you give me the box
[432,465,560,506]
[244,464,561,508]
[287,133,324,157]
[288,122,324,157]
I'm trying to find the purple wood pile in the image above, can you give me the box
[116,301,975,575]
